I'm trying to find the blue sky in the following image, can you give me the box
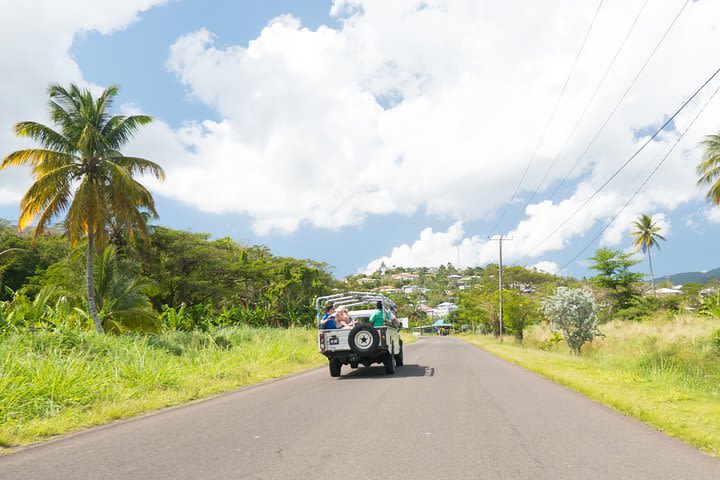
[1,0,719,279]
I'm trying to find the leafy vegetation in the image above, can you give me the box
[541,287,601,354]
[1,84,165,332]
[698,132,720,205]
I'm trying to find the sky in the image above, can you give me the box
[1,0,719,279]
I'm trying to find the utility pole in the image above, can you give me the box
[489,236,512,341]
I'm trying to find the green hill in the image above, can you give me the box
[654,267,720,285]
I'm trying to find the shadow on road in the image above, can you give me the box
[338,364,434,379]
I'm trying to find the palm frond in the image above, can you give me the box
[12,122,74,152]
[105,115,153,149]
[108,153,165,181]
[1,149,75,171]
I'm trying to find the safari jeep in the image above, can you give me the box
[316,292,404,377]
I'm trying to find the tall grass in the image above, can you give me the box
[464,314,720,456]
[0,327,325,448]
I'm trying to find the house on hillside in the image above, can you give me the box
[392,273,419,281]
[402,285,421,294]
[376,286,398,294]
[645,287,682,297]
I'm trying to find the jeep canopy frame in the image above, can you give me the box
[315,292,397,328]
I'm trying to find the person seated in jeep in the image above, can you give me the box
[320,304,338,329]
[369,301,385,327]
[335,306,356,329]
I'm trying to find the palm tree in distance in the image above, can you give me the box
[0,84,164,332]
[698,133,720,205]
[630,214,666,297]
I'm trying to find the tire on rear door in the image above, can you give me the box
[348,324,380,356]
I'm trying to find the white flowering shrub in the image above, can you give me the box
[542,287,601,354]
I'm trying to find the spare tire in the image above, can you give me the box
[348,324,380,356]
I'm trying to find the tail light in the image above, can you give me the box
[319,332,326,352]
[380,329,386,345]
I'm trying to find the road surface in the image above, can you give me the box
[2,337,719,479]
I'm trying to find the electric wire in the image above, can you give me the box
[488,0,605,235]
[545,0,690,201]
[559,79,720,270]
[513,63,720,265]
[504,0,650,234]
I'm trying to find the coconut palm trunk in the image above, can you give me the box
[647,249,656,297]
[86,231,104,333]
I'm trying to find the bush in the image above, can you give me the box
[542,287,601,354]
[711,329,720,352]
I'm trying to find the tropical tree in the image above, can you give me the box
[630,214,666,297]
[0,84,164,332]
[542,287,601,354]
[588,248,643,311]
[698,133,720,205]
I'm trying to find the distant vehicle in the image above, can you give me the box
[315,292,404,377]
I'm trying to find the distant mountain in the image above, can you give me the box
[654,267,720,285]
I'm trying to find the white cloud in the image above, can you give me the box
[2,0,720,271]
[532,261,560,276]
[150,0,720,248]
[708,206,720,223]
[0,0,166,204]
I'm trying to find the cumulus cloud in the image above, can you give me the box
[532,261,560,276]
[150,0,720,250]
[708,206,720,223]
[360,220,564,274]
[3,0,720,271]
[0,0,166,203]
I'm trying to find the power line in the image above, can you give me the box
[559,79,720,270]
[505,0,651,233]
[489,0,605,234]
[514,63,720,265]
[546,0,690,201]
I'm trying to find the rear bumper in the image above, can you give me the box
[322,349,388,363]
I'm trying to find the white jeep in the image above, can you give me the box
[316,292,404,377]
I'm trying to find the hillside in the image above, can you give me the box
[654,267,720,285]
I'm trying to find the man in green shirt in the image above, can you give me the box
[369,301,386,327]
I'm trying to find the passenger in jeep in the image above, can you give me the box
[320,304,338,329]
[369,301,385,327]
[335,306,356,329]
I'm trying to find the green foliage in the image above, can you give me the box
[698,132,720,205]
[502,290,541,341]
[458,288,499,335]
[588,248,644,311]
[0,222,70,300]
[35,245,158,332]
[542,287,601,354]
[136,227,333,326]
[710,329,720,351]
[0,221,335,333]
[0,287,89,332]
[700,293,720,318]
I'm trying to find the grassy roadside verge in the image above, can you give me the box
[462,316,720,457]
[0,327,326,449]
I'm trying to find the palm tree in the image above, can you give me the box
[630,214,665,297]
[1,84,164,332]
[698,133,720,205]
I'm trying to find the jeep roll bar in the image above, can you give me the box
[315,292,397,328]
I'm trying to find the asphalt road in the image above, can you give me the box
[2,337,719,480]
